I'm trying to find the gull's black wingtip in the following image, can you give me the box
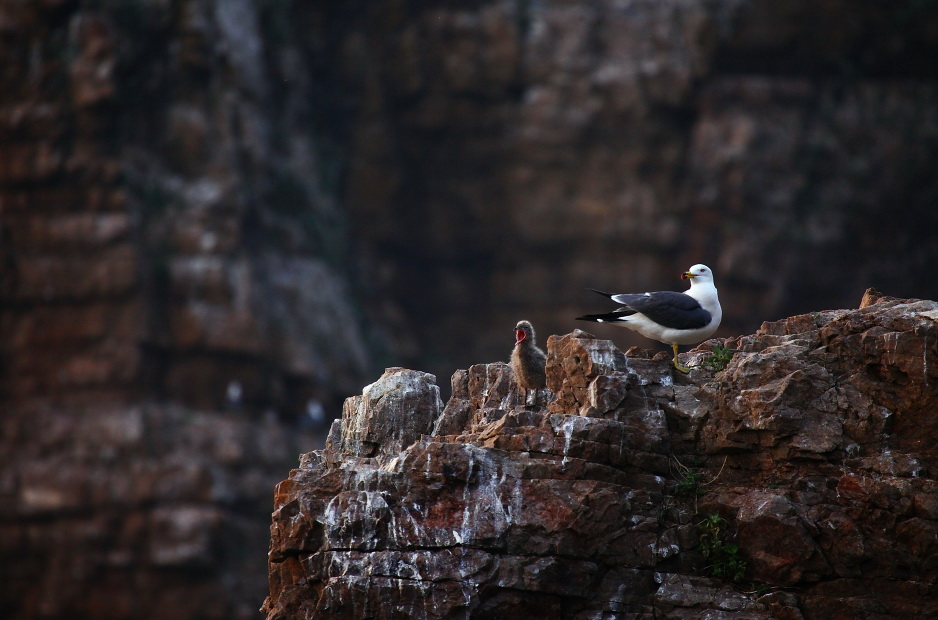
[577,310,635,323]
[587,288,614,298]
[576,312,614,323]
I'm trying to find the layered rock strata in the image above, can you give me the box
[0,2,376,618]
[265,291,938,619]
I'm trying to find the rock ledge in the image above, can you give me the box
[265,291,938,619]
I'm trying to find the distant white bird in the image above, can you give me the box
[306,399,326,425]
[576,264,722,373]
[226,380,243,407]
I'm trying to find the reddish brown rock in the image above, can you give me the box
[731,491,830,585]
[266,291,938,618]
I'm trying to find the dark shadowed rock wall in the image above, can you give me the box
[265,291,938,618]
[0,0,388,413]
[0,0,382,618]
[309,0,938,383]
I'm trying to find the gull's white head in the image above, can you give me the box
[680,264,715,286]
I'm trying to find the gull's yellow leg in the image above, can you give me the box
[672,343,690,373]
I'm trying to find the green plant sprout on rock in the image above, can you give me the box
[702,345,734,371]
[698,513,747,582]
[675,468,704,498]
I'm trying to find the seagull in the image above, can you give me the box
[510,320,547,405]
[575,264,722,373]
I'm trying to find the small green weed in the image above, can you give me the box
[671,455,726,504]
[699,513,747,582]
[675,468,703,498]
[702,346,734,371]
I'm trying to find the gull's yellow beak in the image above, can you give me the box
[681,271,695,280]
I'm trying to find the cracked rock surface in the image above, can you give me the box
[265,291,938,619]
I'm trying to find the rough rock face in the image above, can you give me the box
[1,402,307,619]
[265,291,938,619]
[0,0,380,414]
[312,0,938,383]
[0,1,379,618]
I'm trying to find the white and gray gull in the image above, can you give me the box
[575,264,722,373]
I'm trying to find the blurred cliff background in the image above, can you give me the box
[2,0,938,617]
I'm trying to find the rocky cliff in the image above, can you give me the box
[265,290,938,619]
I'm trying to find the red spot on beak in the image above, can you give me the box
[515,329,526,345]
